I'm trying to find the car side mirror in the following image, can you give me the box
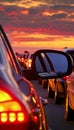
[31,49,72,79]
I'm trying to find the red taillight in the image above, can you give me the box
[31,87,40,108]
[62,76,70,80]
[32,115,38,123]
[0,89,29,124]
[0,112,25,123]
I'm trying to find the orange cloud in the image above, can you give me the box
[8,30,74,53]
[42,9,68,17]
[20,10,29,15]
[42,9,55,16]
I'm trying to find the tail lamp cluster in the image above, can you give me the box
[0,89,29,124]
[62,76,70,81]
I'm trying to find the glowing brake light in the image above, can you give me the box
[62,76,70,80]
[0,90,12,101]
[0,89,29,124]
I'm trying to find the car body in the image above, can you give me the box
[47,70,68,104]
[0,24,49,130]
[65,70,74,121]
[47,48,74,104]
[64,48,74,120]
[54,48,74,104]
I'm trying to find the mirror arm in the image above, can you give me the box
[39,97,48,106]
[38,72,59,79]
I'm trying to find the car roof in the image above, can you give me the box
[63,48,74,52]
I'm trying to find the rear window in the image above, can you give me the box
[0,35,6,65]
[0,52,3,65]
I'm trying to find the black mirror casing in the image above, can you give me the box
[31,49,72,79]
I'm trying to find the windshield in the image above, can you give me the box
[0,30,21,90]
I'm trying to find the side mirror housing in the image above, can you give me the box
[31,49,72,79]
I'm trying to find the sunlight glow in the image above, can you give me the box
[8,31,74,52]
[12,36,74,53]
[0,0,46,8]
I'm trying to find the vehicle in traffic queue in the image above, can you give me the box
[65,69,74,121]
[44,47,74,120]
[45,48,74,104]
[0,24,49,130]
[54,48,74,104]
[63,48,74,121]
[53,48,74,104]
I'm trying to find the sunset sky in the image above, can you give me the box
[0,0,74,53]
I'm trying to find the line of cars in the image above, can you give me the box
[16,52,33,70]
[0,24,73,130]
[24,53,33,70]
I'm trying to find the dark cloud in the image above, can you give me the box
[0,1,74,36]
[42,0,74,4]
[50,5,74,13]
[0,0,18,2]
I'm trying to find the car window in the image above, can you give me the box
[0,51,4,65]
[0,30,18,75]
[0,34,8,66]
[0,32,14,81]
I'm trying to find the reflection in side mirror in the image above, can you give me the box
[32,49,72,79]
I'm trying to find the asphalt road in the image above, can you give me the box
[31,80,74,130]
